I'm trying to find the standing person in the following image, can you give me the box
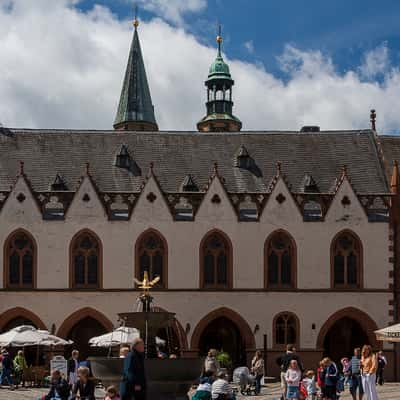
[349,348,364,400]
[285,359,301,400]
[67,350,80,386]
[211,371,234,400]
[360,345,378,400]
[303,370,317,400]
[71,366,95,400]
[341,357,350,387]
[277,344,303,400]
[322,357,338,400]
[120,338,146,400]
[251,350,265,395]
[13,350,27,388]
[0,350,15,389]
[316,361,325,399]
[376,351,386,386]
[204,349,220,377]
[43,369,70,400]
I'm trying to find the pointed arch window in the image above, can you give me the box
[135,231,167,288]
[70,231,101,289]
[5,231,36,288]
[332,231,362,288]
[200,231,232,289]
[274,312,299,348]
[265,231,296,288]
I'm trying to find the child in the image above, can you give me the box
[285,359,301,400]
[303,370,317,400]
[105,385,120,400]
[316,361,325,399]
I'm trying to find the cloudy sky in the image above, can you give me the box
[1,0,400,133]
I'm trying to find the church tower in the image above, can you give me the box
[197,26,242,132]
[114,14,158,131]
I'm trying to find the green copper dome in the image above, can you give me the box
[208,55,231,80]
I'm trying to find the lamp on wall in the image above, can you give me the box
[253,324,260,334]
[185,323,191,335]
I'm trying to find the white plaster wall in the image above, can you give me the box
[0,173,392,291]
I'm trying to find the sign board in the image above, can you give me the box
[50,356,68,379]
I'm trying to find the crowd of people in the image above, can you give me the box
[0,339,389,399]
[277,344,386,400]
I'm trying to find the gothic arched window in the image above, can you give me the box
[70,231,101,288]
[265,231,296,288]
[5,230,36,288]
[135,230,167,288]
[332,231,362,288]
[274,312,299,347]
[200,231,232,289]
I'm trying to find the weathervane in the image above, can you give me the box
[133,4,139,29]
[216,23,223,56]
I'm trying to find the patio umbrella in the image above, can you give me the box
[375,323,400,342]
[89,326,166,347]
[0,325,72,347]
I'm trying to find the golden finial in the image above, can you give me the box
[134,271,160,293]
[216,23,223,56]
[133,4,139,29]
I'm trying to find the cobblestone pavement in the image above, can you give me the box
[0,383,399,399]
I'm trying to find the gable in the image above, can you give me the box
[66,176,106,221]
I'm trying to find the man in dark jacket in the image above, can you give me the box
[120,338,146,400]
[276,344,303,400]
[44,370,70,400]
[67,349,80,385]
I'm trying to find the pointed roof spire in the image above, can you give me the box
[114,7,158,132]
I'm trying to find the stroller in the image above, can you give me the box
[232,366,256,396]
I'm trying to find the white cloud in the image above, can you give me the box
[0,0,400,133]
[243,40,254,54]
[136,0,207,26]
[359,42,390,79]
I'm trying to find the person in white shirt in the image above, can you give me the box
[285,360,301,400]
[211,371,234,400]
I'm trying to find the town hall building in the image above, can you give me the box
[1,16,400,379]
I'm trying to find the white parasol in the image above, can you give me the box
[375,323,400,342]
[0,325,72,347]
[89,326,165,347]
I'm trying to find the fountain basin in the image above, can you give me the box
[90,357,204,400]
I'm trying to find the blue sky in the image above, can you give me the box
[2,0,400,132]
[77,0,400,80]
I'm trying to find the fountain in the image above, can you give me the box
[89,272,203,400]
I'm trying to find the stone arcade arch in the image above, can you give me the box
[317,307,380,363]
[190,307,256,366]
[57,307,113,359]
[0,307,46,332]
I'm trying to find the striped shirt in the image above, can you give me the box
[211,379,233,399]
[350,356,361,374]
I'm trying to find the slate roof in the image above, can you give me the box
[0,129,389,194]
[378,136,400,183]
